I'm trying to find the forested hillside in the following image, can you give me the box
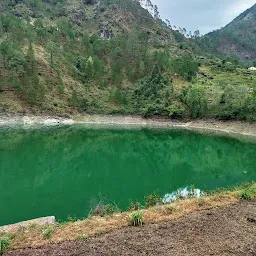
[0,0,255,121]
[198,4,256,62]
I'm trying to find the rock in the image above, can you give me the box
[62,119,75,125]
[43,119,60,125]
[0,216,56,232]
[247,217,256,223]
[23,116,34,125]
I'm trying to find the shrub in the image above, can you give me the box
[144,192,161,208]
[128,201,142,211]
[240,189,255,201]
[103,204,118,216]
[129,211,144,227]
[171,55,199,81]
[89,200,119,217]
[42,227,53,239]
[66,216,78,222]
[184,84,208,118]
[0,237,9,255]
[135,65,173,117]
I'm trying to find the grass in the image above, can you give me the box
[129,211,144,227]
[239,187,256,201]
[42,227,54,240]
[1,182,255,252]
[0,237,9,255]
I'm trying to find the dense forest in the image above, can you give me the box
[0,0,255,121]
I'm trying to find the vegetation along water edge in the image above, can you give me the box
[0,182,255,254]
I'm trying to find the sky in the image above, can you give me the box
[151,0,256,35]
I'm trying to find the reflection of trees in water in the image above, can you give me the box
[0,127,256,182]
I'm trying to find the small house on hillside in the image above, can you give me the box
[248,67,256,71]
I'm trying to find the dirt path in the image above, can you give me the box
[6,200,256,256]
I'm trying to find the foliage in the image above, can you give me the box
[66,216,78,223]
[214,83,256,121]
[0,237,9,255]
[0,0,255,121]
[129,211,144,227]
[240,188,256,201]
[172,55,199,81]
[0,0,168,112]
[128,201,142,211]
[89,200,119,217]
[144,192,162,208]
[183,84,208,118]
[134,65,174,117]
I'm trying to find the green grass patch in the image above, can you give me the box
[0,237,9,255]
[42,227,54,239]
[129,211,144,227]
[240,187,256,201]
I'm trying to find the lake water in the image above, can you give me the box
[0,125,256,226]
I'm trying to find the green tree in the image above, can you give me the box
[172,55,198,81]
[184,85,207,118]
[57,70,64,94]
[135,65,173,117]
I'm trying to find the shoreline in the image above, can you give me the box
[0,114,256,138]
[1,182,255,252]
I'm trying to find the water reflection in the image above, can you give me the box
[163,187,202,203]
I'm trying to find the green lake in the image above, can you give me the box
[0,125,256,226]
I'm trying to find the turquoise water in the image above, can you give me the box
[0,125,256,226]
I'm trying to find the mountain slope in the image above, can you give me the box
[0,0,184,115]
[201,4,256,61]
[0,0,255,121]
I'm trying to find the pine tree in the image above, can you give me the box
[153,5,160,19]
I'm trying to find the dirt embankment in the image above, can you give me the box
[5,200,256,256]
[74,115,256,138]
[0,114,256,138]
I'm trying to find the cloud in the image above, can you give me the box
[151,0,255,34]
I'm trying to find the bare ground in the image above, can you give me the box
[1,115,256,140]
[5,200,256,256]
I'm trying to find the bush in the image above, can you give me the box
[128,201,142,211]
[240,189,255,201]
[144,192,161,208]
[0,237,9,254]
[66,216,78,222]
[129,211,144,227]
[103,204,119,216]
[184,84,208,118]
[89,200,119,217]
[171,55,198,81]
[135,65,173,117]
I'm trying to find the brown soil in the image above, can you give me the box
[5,200,256,256]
